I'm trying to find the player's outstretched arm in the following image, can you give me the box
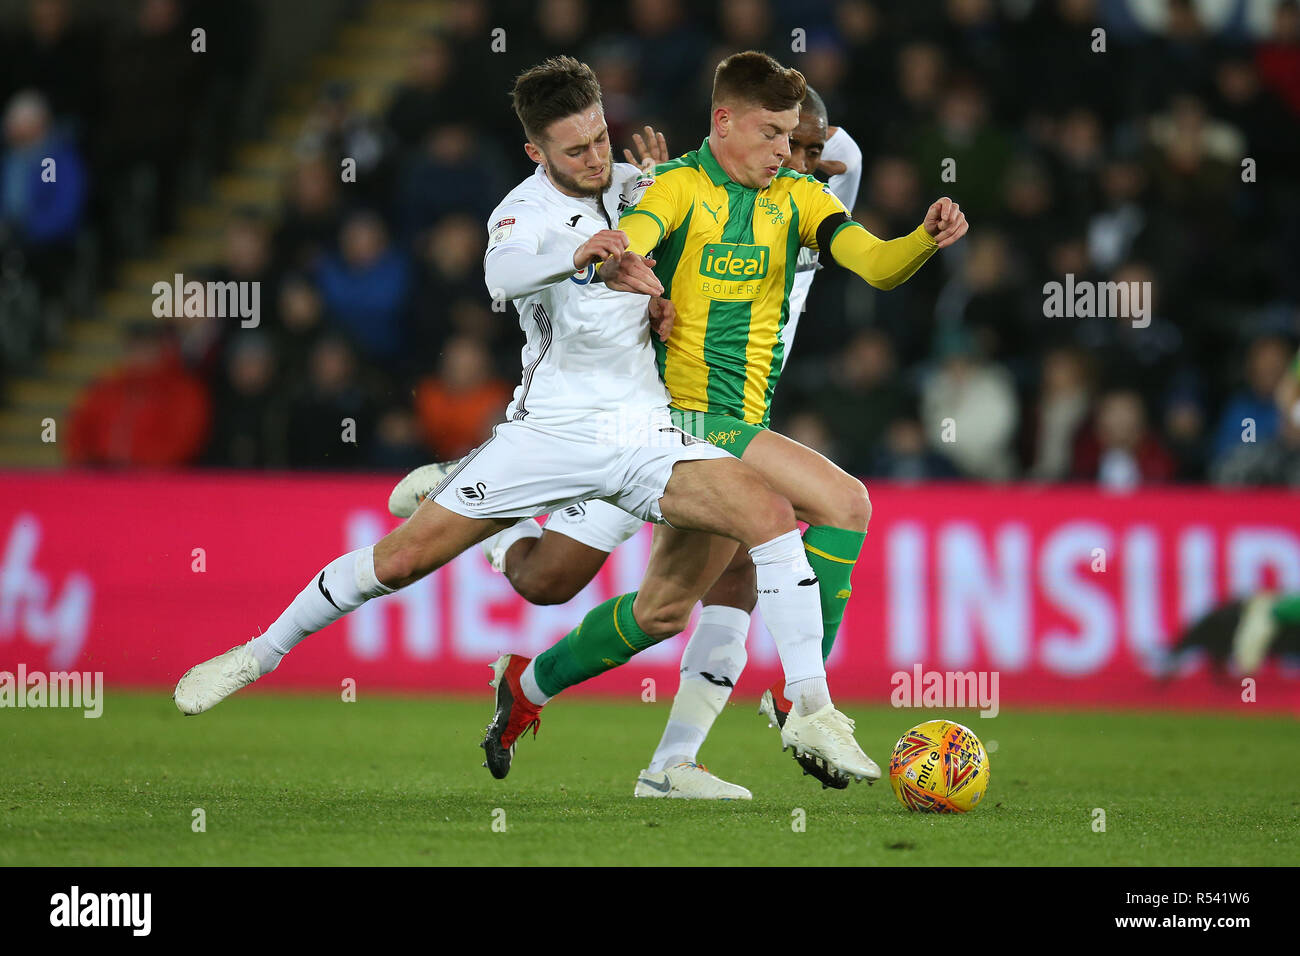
[824,219,937,291]
[484,244,584,300]
[822,197,967,291]
[483,215,623,301]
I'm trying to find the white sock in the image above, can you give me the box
[519,658,551,707]
[492,518,543,573]
[251,546,395,673]
[785,675,830,714]
[647,605,750,772]
[749,530,828,716]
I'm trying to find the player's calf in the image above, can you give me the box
[374,502,511,588]
[174,508,503,717]
[701,548,757,612]
[645,604,749,774]
[173,545,398,714]
[504,531,606,605]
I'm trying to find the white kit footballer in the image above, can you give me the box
[427,161,729,525]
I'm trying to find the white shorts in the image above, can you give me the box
[430,412,729,525]
[545,498,644,552]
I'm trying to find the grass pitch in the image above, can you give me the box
[2,692,1296,866]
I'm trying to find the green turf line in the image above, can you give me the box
[2,693,1295,866]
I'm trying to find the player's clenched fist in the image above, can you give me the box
[574,229,629,270]
[922,197,969,249]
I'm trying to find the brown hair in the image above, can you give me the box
[712,51,806,112]
[511,56,603,143]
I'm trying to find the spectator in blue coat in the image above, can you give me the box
[314,210,412,366]
[1210,335,1291,463]
[1,89,87,295]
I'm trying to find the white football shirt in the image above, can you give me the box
[783,127,864,350]
[483,162,670,428]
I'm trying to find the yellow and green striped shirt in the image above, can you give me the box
[620,138,933,426]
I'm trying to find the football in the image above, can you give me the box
[888,719,991,813]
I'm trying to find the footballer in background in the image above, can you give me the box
[1164,348,1300,675]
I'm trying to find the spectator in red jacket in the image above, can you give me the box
[1256,1,1300,118]
[1072,388,1176,489]
[67,322,210,467]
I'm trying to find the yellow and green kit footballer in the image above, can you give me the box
[613,137,942,662]
[617,137,938,452]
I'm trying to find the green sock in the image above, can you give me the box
[1271,593,1300,626]
[802,525,867,661]
[532,591,657,697]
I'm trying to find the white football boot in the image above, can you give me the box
[777,704,881,783]
[634,762,753,800]
[173,640,265,715]
[1232,594,1280,674]
[387,460,458,518]
[480,518,544,573]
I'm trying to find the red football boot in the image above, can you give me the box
[481,654,543,779]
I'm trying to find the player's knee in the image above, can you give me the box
[376,544,432,588]
[510,563,584,606]
[748,490,797,542]
[635,600,694,640]
[829,475,871,531]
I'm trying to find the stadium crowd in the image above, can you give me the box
[4,0,1300,486]
[0,0,262,374]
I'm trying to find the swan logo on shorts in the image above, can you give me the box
[456,481,489,506]
[561,503,587,519]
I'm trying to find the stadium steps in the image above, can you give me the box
[0,0,442,469]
